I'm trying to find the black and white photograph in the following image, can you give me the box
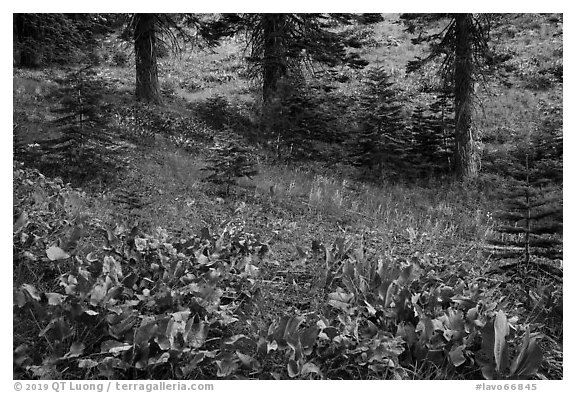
[12,5,564,383]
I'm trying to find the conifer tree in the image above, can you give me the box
[201,136,258,196]
[488,133,563,274]
[133,14,162,104]
[401,13,493,180]
[13,14,111,67]
[127,13,222,104]
[350,67,407,179]
[453,13,477,179]
[212,14,371,104]
[409,91,455,176]
[33,68,118,185]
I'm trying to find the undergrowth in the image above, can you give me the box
[13,154,561,379]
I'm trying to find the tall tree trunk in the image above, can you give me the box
[262,14,287,103]
[453,14,477,179]
[134,14,162,104]
[14,14,42,68]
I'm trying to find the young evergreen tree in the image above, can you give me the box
[488,133,563,276]
[409,91,455,177]
[349,67,407,179]
[30,68,119,186]
[258,77,350,160]
[201,136,258,196]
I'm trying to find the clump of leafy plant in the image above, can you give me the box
[14,224,262,378]
[13,164,89,288]
[201,136,258,196]
[476,311,543,379]
[14,167,269,379]
[278,236,547,380]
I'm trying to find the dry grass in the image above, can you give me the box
[248,161,496,258]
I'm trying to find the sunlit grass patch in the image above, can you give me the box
[251,162,496,256]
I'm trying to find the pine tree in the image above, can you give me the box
[453,13,478,179]
[409,91,455,177]
[260,14,290,103]
[126,13,222,104]
[133,14,162,104]
[350,67,407,179]
[34,67,118,186]
[212,14,372,104]
[488,133,562,275]
[13,14,111,67]
[402,13,493,180]
[201,136,258,196]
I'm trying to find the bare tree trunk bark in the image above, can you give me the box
[453,14,477,180]
[134,14,162,104]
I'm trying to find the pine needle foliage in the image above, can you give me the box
[13,13,111,67]
[201,136,258,195]
[260,78,348,161]
[401,14,493,81]
[349,67,408,180]
[488,132,562,271]
[36,67,119,186]
[209,13,373,104]
[409,91,455,177]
